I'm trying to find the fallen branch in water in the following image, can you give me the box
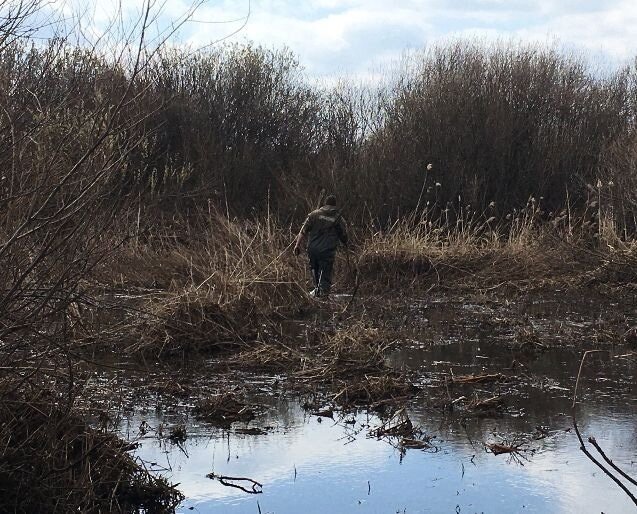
[207,473,263,494]
[450,373,507,384]
[371,408,414,438]
[571,350,637,507]
[486,442,522,456]
[468,395,505,411]
[588,436,637,488]
[369,409,438,455]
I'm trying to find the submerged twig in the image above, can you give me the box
[571,350,637,506]
[588,436,637,488]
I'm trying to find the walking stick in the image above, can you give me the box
[340,246,360,314]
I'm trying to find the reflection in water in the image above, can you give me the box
[125,401,636,513]
[113,296,637,512]
[121,336,636,513]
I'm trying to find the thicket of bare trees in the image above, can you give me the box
[8,39,628,228]
[0,1,196,511]
[4,33,635,226]
[365,44,636,219]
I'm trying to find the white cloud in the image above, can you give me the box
[515,2,637,61]
[182,1,433,75]
[34,0,637,77]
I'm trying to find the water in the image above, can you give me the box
[122,397,636,513]
[119,358,636,512]
[117,296,637,513]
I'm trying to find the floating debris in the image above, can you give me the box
[312,408,335,419]
[485,436,535,465]
[451,373,508,384]
[371,409,414,438]
[168,424,187,443]
[467,395,506,414]
[370,409,437,453]
[207,473,263,494]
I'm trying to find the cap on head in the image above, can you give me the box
[325,195,337,206]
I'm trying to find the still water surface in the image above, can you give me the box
[121,334,636,513]
[122,303,637,514]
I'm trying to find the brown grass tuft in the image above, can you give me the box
[0,387,182,513]
[125,291,258,357]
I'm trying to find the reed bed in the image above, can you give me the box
[355,200,637,292]
[94,212,310,356]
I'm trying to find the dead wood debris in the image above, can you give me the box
[292,325,419,409]
[370,408,415,438]
[148,378,193,397]
[622,326,637,345]
[331,374,418,408]
[311,407,335,419]
[486,442,520,455]
[167,424,187,444]
[467,395,505,412]
[295,326,392,380]
[225,324,419,410]
[234,427,269,435]
[226,342,301,371]
[207,473,263,494]
[435,392,506,415]
[485,437,534,464]
[450,373,508,384]
[370,409,437,453]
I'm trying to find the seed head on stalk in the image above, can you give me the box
[415,163,434,214]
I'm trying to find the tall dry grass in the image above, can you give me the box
[93,208,310,357]
[356,199,637,290]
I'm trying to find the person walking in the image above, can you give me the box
[293,195,348,298]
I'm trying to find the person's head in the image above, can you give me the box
[325,194,337,206]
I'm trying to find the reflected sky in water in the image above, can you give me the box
[121,297,637,513]
[124,396,636,513]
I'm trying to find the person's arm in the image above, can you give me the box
[336,217,348,246]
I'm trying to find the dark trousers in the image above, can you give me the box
[308,250,335,295]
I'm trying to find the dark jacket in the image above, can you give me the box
[300,205,348,256]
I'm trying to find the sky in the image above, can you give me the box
[35,0,637,78]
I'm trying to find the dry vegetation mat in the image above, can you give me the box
[0,385,182,513]
[222,323,420,410]
[194,392,256,428]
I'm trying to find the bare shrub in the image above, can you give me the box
[0,0,233,509]
[358,42,636,222]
